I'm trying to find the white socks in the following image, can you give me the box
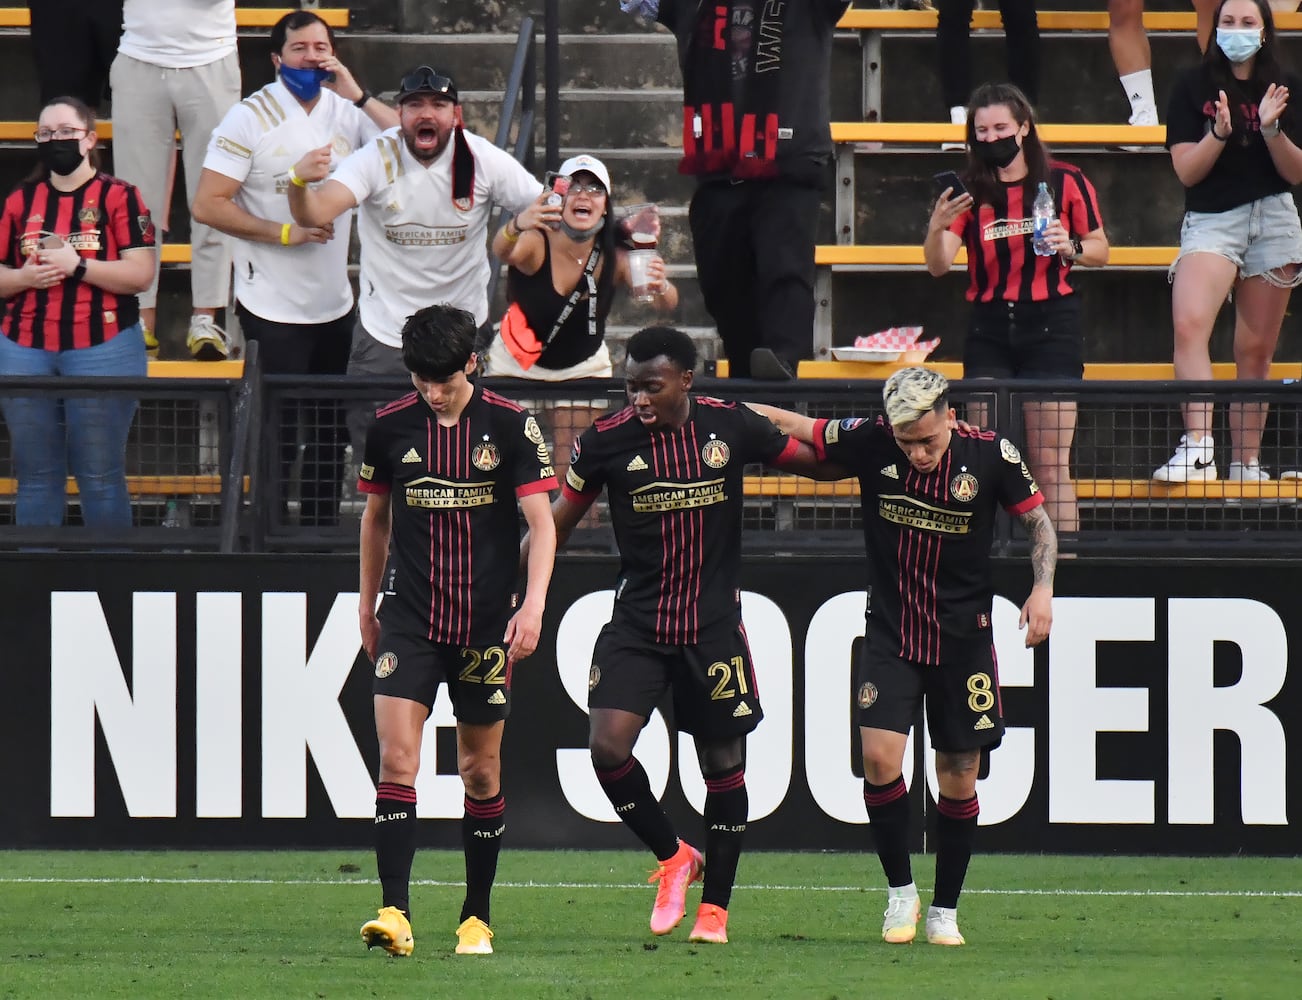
[1120,69,1158,125]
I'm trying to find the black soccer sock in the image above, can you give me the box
[702,765,748,909]
[461,792,506,925]
[374,781,418,918]
[595,756,679,861]
[933,793,979,909]
[863,776,913,888]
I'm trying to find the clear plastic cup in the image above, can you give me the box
[627,249,658,304]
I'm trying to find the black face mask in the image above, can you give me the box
[973,134,1021,169]
[38,139,85,176]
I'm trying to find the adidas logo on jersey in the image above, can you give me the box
[732,702,752,718]
[401,448,421,464]
[626,455,648,472]
[487,690,507,705]
[881,464,899,479]
[973,714,994,731]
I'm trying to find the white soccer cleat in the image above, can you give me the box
[881,890,920,944]
[1152,434,1216,483]
[925,904,966,946]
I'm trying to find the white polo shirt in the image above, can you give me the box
[203,81,380,325]
[118,0,237,69]
[330,127,543,344]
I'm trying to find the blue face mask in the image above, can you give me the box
[279,64,331,102]
[1217,27,1263,64]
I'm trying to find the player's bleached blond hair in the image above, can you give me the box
[882,367,949,427]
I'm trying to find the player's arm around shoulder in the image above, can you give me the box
[1016,503,1056,648]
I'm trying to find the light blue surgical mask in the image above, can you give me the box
[1217,27,1263,64]
[279,64,331,102]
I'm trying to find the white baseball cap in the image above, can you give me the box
[557,154,612,194]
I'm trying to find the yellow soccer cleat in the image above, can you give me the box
[687,903,729,944]
[455,915,494,955]
[360,905,414,957]
[142,324,159,359]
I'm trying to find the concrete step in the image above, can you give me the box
[460,87,682,151]
[849,151,1182,246]
[823,269,1302,364]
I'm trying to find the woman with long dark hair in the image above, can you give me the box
[1153,0,1302,484]
[0,96,155,530]
[923,83,1109,534]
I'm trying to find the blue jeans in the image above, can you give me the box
[0,323,146,528]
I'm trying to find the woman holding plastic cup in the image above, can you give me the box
[488,153,678,484]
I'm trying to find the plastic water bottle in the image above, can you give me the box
[1031,182,1056,257]
[161,500,190,529]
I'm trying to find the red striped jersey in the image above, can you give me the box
[948,161,1103,305]
[813,416,1042,666]
[358,385,557,645]
[0,172,155,350]
[563,396,798,645]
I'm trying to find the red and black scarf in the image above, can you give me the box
[679,0,787,179]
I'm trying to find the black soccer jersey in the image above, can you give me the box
[358,385,556,645]
[814,416,1043,665]
[563,396,798,644]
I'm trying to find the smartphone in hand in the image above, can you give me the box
[932,170,968,199]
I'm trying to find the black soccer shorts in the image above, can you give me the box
[589,619,764,738]
[372,629,512,725]
[856,636,1004,753]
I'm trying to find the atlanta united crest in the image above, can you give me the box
[950,471,979,502]
[471,440,499,471]
[472,439,501,471]
[701,436,730,469]
[375,651,398,679]
[858,682,878,709]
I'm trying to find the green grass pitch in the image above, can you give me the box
[1,850,1298,999]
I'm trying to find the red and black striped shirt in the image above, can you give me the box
[948,160,1103,305]
[357,385,557,646]
[563,396,798,645]
[813,416,1043,665]
[0,171,154,350]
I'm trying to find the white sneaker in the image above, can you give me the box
[1227,461,1270,482]
[926,905,965,946]
[186,314,232,361]
[881,888,920,944]
[942,106,966,151]
[1119,105,1161,151]
[1152,434,1217,483]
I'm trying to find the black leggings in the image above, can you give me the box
[937,0,1040,110]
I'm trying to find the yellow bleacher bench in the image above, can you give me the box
[836,8,1302,32]
[0,475,232,497]
[815,244,1177,269]
[742,474,1302,503]
[831,122,1167,147]
[147,360,245,378]
[716,359,1301,379]
[0,7,349,29]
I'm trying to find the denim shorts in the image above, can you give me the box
[963,297,1083,380]
[1170,192,1302,283]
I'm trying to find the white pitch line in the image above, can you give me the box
[0,877,1298,898]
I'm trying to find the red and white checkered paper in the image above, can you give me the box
[853,327,940,356]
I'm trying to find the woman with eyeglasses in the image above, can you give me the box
[487,154,678,490]
[0,97,156,530]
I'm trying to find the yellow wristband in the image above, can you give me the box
[287,166,308,188]
[280,223,292,246]
[502,218,520,244]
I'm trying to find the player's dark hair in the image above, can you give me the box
[271,10,336,53]
[626,325,698,373]
[401,304,477,380]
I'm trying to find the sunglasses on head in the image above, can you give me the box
[399,66,456,97]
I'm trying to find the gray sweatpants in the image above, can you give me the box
[108,50,240,310]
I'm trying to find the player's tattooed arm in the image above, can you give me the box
[1018,504,1057,590]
